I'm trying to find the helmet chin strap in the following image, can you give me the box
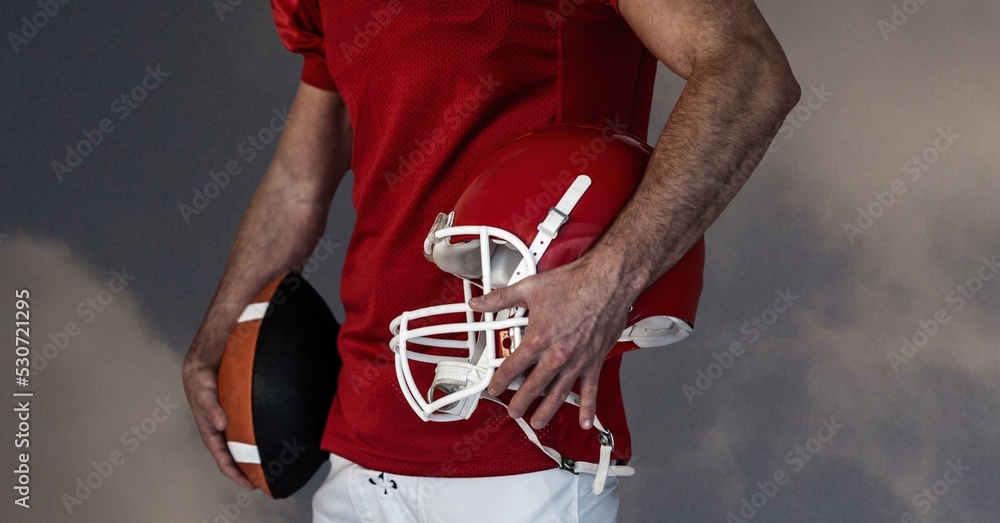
[482,379,634,495]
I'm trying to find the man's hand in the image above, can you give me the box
[470,253,636,431]
[183,340,255,490]
[474,0,800,431]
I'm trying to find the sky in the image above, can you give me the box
[1,0,998,522]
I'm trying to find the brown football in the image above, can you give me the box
[218,271,341,499]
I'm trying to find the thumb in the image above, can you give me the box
[469,282,528,312]
[200,392,229,432]
[212,406,229,433]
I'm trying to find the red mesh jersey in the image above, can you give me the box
[270,0,657,477]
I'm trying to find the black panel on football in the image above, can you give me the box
[252,272,341,499]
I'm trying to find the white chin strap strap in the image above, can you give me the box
[483,378,634,495]
[508,174,591,287]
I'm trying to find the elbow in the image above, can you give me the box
[771,67,801,117]
[755,44,801,117]
[702,37,801,121]
[735,46,801,124]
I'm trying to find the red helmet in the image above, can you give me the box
[389,123,704,422]
[388,123,705,494]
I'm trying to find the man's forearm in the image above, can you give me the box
[586,51,800,300]
[185,83,351,365]
[189,173,333,354]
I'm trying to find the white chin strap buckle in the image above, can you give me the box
[428,361,488,420]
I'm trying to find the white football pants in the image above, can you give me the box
[312,453,620,523]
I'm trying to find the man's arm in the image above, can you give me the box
[182,82,351,488]
[470,0,800,430]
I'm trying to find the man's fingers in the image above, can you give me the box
[505,365,553,420]
[505,345,573,420]
[201,393,228,432]
[576,367,601,430]
[189,376,254,490]
[488,338,538,397]
[207,428,255,490]
[527,370,578,430]
[185,367,227,431]
[194,410,254,490]
[469,280,531,313]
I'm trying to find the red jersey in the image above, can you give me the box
[270,0,657,477]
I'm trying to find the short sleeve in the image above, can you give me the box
[270,0,338,91]
[591,0,623,16]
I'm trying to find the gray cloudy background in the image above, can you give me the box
[1,0,998,522]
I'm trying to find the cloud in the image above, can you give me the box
[0,235,314,522]
[620,26,1000,518]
